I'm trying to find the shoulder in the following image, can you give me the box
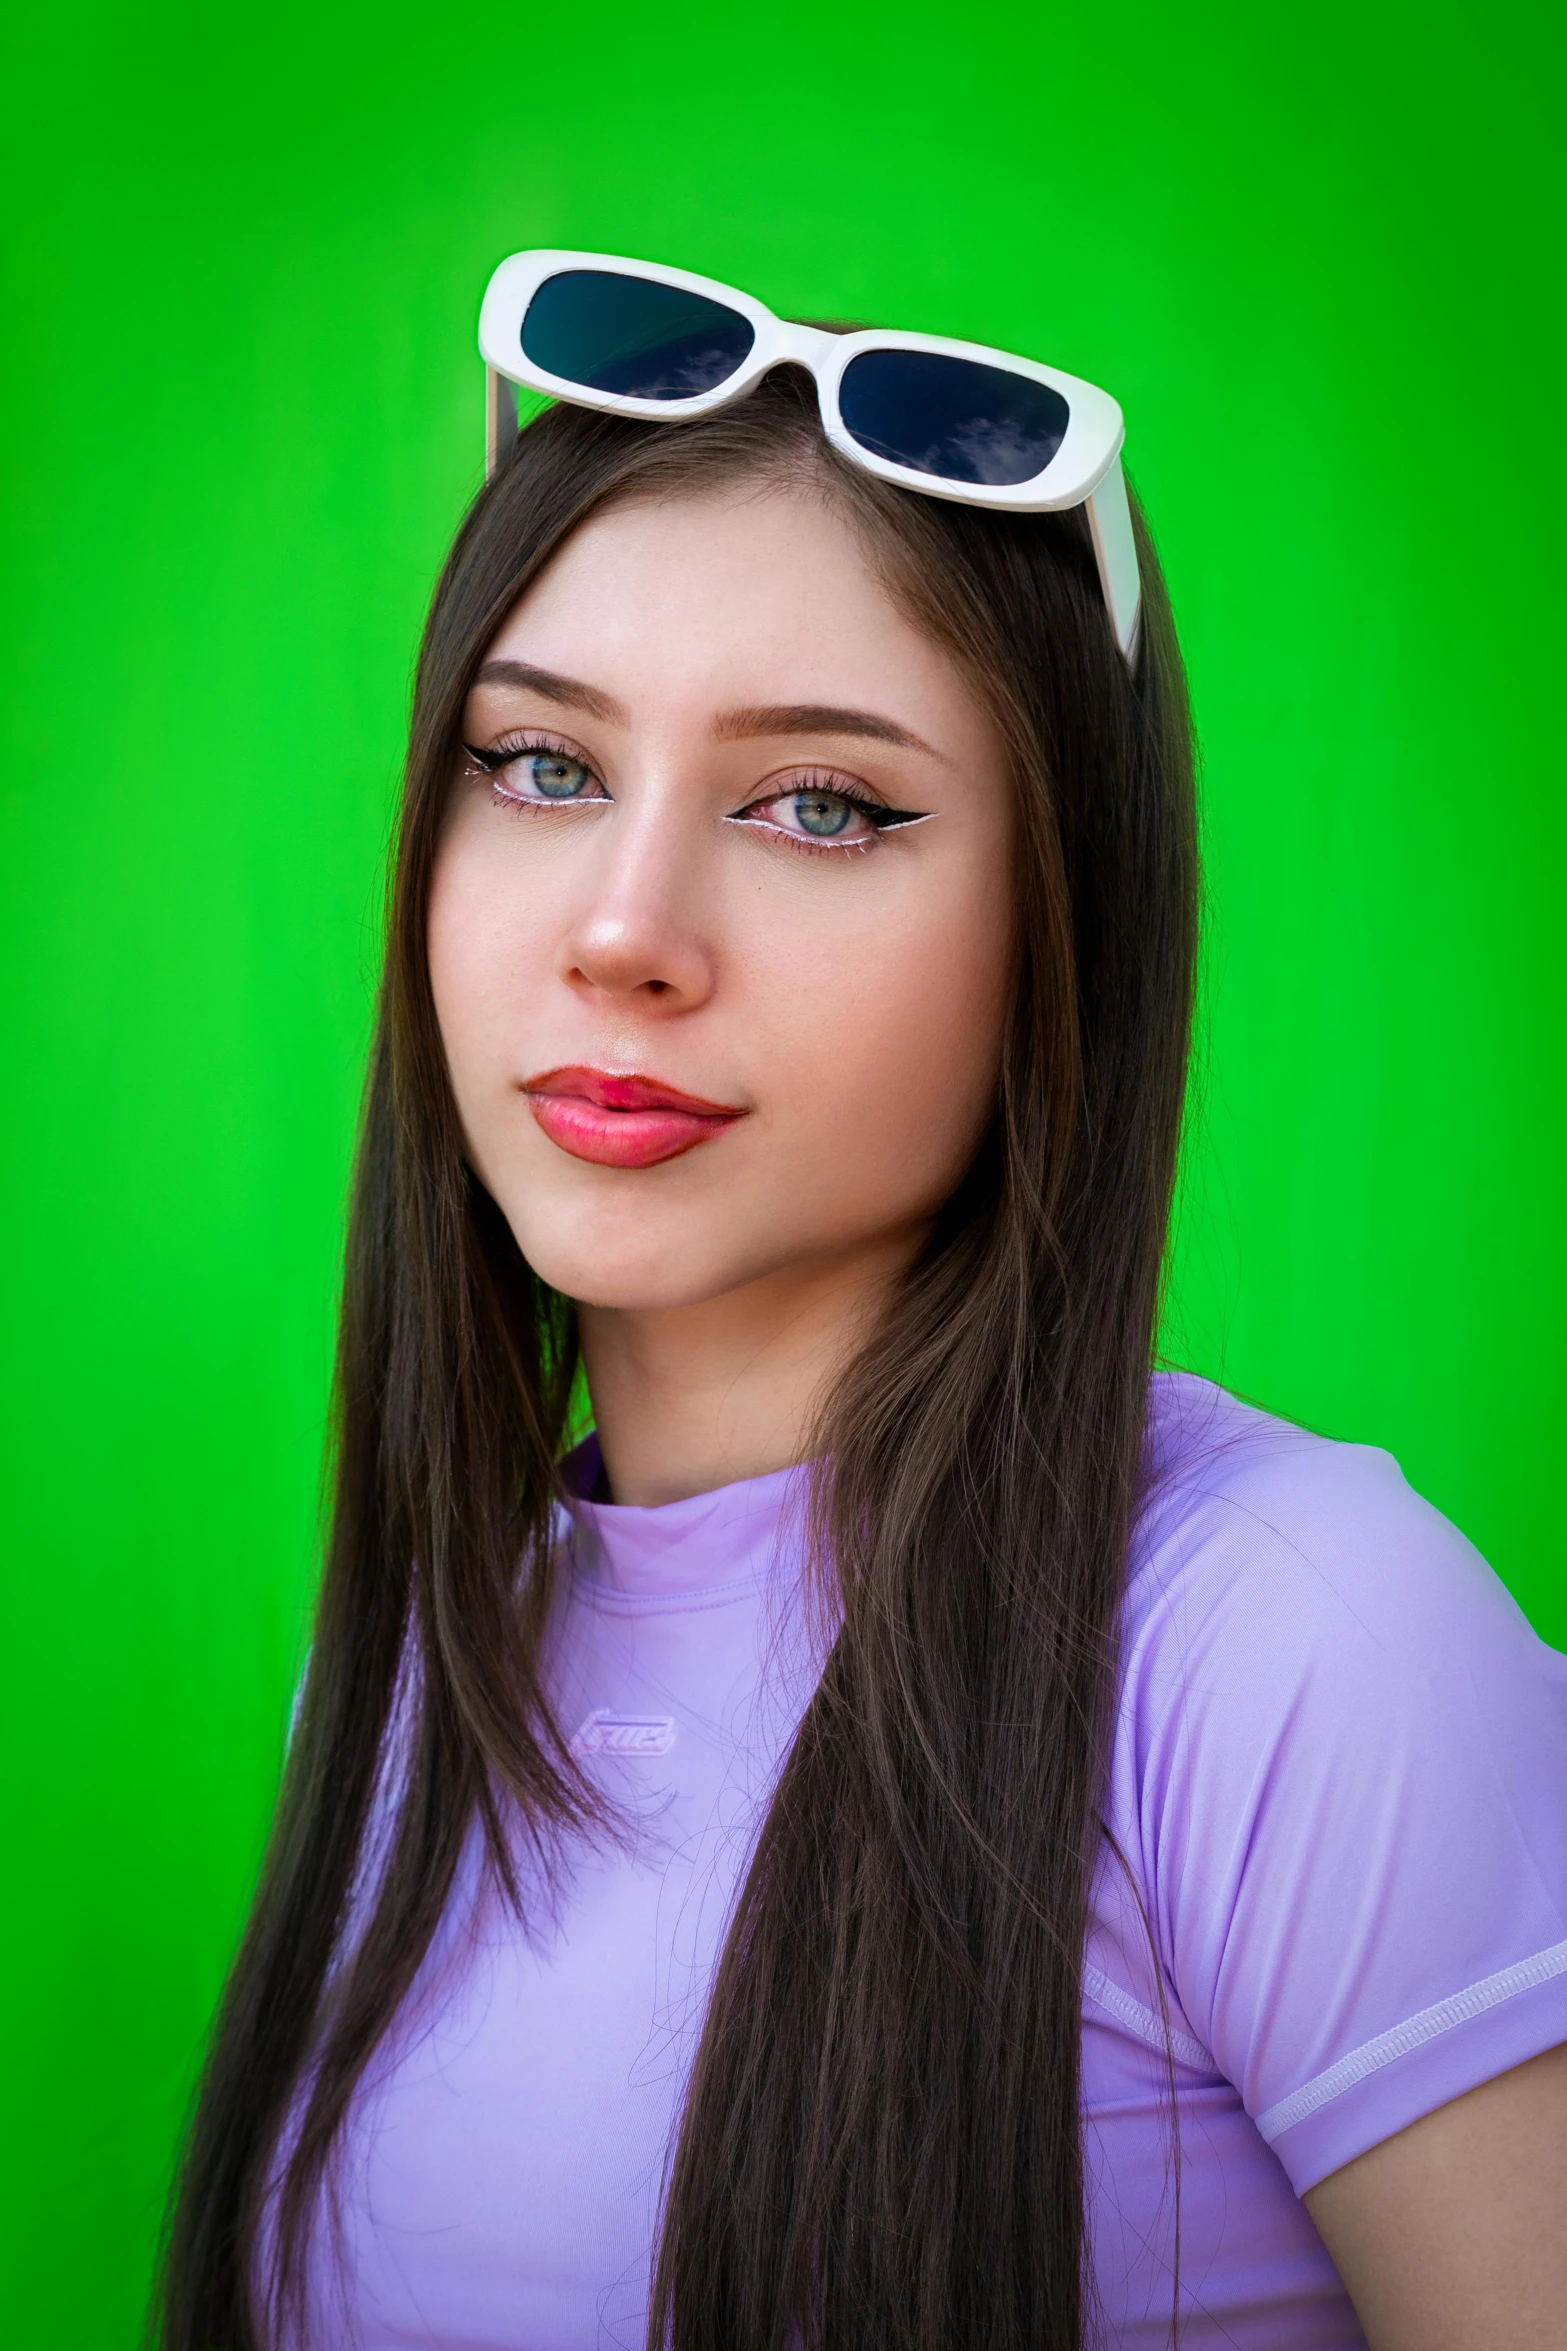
[1103,1376,1567,2194]
[1124,1372,1547,1707]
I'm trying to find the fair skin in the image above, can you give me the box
[427,478,1567,2343]
[1303,2044,1567,2349]
[429,481,1015,1505]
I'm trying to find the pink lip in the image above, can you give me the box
[523,1066,748,1168]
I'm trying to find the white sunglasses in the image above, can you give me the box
[478,250,1142,666]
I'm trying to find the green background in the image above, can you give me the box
[2,1,1562,2337]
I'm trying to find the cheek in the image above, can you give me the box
[760,885,1011,1219]
[426,830,547,1118]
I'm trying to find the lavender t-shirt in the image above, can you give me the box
[309,1377,1567,2347]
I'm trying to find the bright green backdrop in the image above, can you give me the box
[2,1,1562,2339]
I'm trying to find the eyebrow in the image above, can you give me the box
[473,666,946,763]
[473,659,627,723]
[713,702,947,759]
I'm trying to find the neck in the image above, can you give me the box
[577,1232,920,1507]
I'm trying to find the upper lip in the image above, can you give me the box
[522,1065,747,1117]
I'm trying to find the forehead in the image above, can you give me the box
[481,484,989,740]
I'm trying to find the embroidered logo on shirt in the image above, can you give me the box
[571,1709,678,1758]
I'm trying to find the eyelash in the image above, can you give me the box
[463,732,606,806]
[734,768,926,858]
[461,738,925,855]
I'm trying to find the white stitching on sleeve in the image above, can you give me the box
[1256,1935,1567,2144]
[1083,1963,1215,2074]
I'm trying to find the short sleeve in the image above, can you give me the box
[1112,1397,1567,2196]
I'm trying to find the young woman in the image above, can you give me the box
[162,258,1567,2350]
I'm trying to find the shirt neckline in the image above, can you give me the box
[561,1436,810,1608]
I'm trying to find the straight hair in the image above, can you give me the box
[159,360,1197,2350]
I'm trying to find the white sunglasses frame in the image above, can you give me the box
[478,250,1142,666]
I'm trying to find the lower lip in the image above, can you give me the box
[525,1089,743,1169]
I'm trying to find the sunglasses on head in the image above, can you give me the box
[478,251,1142,667]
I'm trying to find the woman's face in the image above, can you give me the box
[429,481,1015,1315]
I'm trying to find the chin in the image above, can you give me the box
[539,1259,743,1314]
[505,1218,748,1314]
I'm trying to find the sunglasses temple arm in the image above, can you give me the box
[486,368,519,479]
[1085,456,1143,668]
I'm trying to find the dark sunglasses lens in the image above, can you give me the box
[839,349,1069,487]
[521,270,754,400]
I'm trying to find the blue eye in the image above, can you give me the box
[527,751,593,798]
[793,791,853,837]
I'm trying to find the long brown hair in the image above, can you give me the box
[159,361,1197,2350]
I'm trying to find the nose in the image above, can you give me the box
[558,795,717,1012]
